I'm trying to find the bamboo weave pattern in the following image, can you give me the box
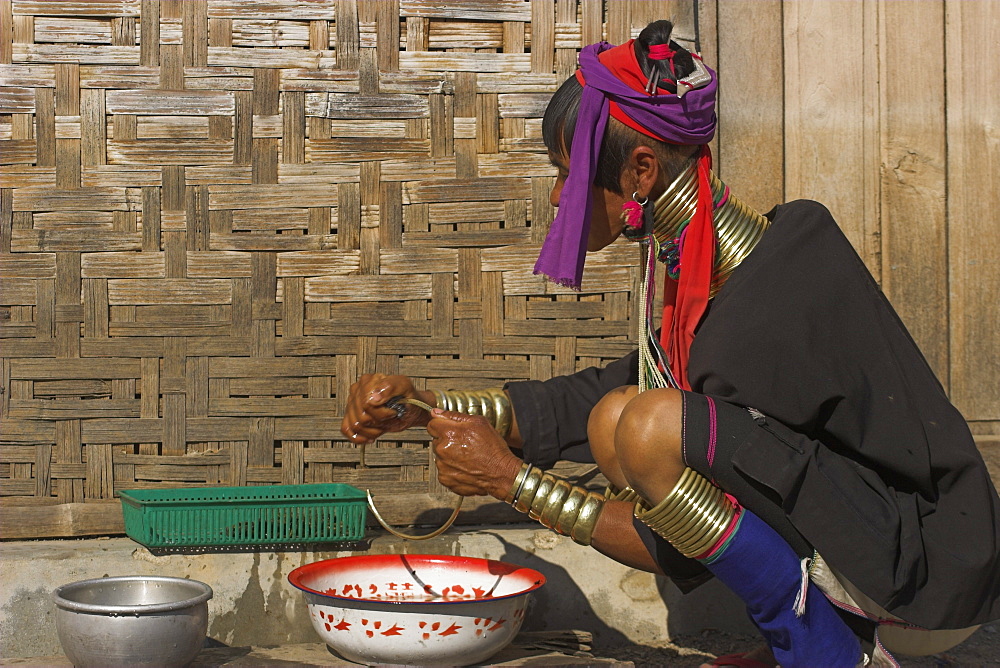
[0,0,684,538]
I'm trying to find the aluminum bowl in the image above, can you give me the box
[289,554,545,666]
[53,575,212,668]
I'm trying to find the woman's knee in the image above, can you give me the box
[587,385,639,490]
[614,388,686,501]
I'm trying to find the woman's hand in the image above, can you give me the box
[427,410,523,499]
[340,374,433,444]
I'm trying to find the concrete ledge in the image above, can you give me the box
[0,525,752,659]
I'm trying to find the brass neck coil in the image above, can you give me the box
[650,162,771,297]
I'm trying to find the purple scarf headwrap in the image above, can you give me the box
[533,41,718,289]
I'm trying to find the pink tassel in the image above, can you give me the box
[621,200,645,229]
[793,556,810,617]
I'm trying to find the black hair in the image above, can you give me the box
[542,20,701,196]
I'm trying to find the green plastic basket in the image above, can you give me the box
[119,483,367,548]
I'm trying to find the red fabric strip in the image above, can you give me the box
[660,145,715,390]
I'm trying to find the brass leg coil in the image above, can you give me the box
[634,467,736,559]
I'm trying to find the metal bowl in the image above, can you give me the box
[52,575,213,668]
[289,554,545,667]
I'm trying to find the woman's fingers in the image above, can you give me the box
[341,374,385,441]
[340,373,420,442]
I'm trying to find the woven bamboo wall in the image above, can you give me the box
[1,0,692,539]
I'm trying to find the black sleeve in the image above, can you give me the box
[504,348,640,468]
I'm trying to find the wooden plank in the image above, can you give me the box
[10,399,139,420]
[139,0,158,65]
[208,45,321,69]
[182,0,208,68]
[277,163,360,184]
[81,165,161,187]
[275,250,360,276]
[106,89,234,115]
[12,1,141,16]
[379,248,457,274]
[402,229,530,248]
[0,166,56,187]
[11,230,141,253]
[398,52,531,73]
[0,252,56,277]
[33,17,113,44]
[402,178,530,204]
[209,184,339,209]
[313,93,428,119]
[33,379,111,398]
[0,501,123,539]
[304,275,431,302]
[12,187,127,211]
[13,44,140,64]
[783,1,880,271]
[0,86,34,113]
[107,278,231,304]
[877,0,949,385]
[108,139,234,165]
[282,90,305,164]
[0,0,12,65]
[399,0,531,22]
[429,21,503,49]
[398,358,530,378]
[945,0,1000,419]
[210,398,339,417]
[81,251,165,278]
[0,139,36,164]
[530,0,554,74]
[10,358,139,380]
[0,65,55,87]
[230,19,310,47]
[716,0,784,214]
[207,1,338,20]
[80,88,106,166]
[374,0,399,72]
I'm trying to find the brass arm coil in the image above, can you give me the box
[432,389,512,438]
[506,462,606,546]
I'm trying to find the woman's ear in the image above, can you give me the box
[629,145,661,199]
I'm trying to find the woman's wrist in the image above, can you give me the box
[489,454,526,502]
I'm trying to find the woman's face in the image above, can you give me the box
[548,150,627,252]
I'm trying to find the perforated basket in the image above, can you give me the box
[119,484,367,548]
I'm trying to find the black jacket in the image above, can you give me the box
[507,200,1000,629]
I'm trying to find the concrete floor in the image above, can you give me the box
[0,524,753,661]
[1,635,633,667]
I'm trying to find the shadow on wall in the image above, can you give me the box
[493,535,758,646]
[484,536,634,649]
[659,575,758,638]
[409,497,761,648]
